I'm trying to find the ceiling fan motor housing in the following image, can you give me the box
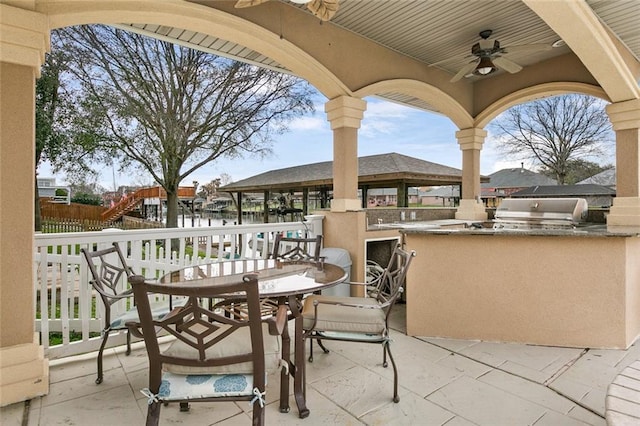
[472,39,501,57]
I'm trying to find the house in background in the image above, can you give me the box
[481,166,557,207]
[37,177,71,205]
[367,188,398,207]
[418,185,460,207]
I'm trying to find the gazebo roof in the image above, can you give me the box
[220,152,486,193]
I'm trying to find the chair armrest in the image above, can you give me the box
[312,298,382,310]
[340,280,368,287]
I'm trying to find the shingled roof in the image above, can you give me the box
[220,152,484,193]
[510,184,616,198]
[482,167,557,189]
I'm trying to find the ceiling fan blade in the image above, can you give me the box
[450,61,479,83]
[502,43,552,54]
[307,0,339,21]
[235,0,270,8]
[493,56,523,73]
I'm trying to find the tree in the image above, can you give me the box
[538,159,614,185]
[199,178,222,200]
[57,25,314,228]
[490,94,614,184]
[35,37,110,230]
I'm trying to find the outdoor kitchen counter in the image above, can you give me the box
[401,227,640,350]
[400,224,640,237]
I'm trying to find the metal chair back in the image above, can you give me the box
[129,273,266,426]
[80,242,135,384]
[272,234,322,262]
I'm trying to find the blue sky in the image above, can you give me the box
[42,96,529,191]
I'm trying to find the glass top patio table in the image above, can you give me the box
[158,258,347,419]
[159,259,347,298]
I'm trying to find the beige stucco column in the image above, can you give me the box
[0,4,50,406]
[606,99,640,231]
[455,127,488,221]
[325,96,367,212]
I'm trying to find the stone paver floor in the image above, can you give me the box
[3,304,639,425]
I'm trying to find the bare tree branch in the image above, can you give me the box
[57,25,314,227]
[490,95,613,184]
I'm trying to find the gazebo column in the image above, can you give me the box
[397,183,408,208]
[361,185,369,209]
[235,191,243,224]
[325,96,367,212]
[606,99,640,230]
[302,187,309,215]
[455,128,488,221]
[0,4,49,406]
[263,190,269,223]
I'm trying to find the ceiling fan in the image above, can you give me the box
[431,30,553,83]
[235,0,339,22]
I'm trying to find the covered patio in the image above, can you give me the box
[1,0,639,414]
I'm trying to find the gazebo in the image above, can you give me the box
[220,152,487,220]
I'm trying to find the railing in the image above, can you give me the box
[34,215,323,359]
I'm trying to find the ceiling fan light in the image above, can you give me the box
[474,57,497,76]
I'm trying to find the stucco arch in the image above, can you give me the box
[475,82,609,128]
[353,79,474,130]
[40,0,350,100]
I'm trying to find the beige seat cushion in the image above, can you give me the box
[302,295,386,335]
[163,322,282,375]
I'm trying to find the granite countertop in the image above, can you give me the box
[400,223,640,237]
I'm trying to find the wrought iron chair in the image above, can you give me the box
[302,244,416,403]
[272,234,323,262]
[81,243,179,384]
[128,273,278,426]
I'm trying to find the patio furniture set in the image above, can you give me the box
[81,234,415,425]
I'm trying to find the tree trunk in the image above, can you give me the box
[165,188,180,252]
[165,189,179,229]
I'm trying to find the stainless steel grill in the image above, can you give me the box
[493,198,588,230]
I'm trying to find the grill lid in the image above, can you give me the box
[494,198,588,228]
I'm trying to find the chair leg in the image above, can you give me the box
[252,403,265,426]
[95,329,110,384]
[146,401,161,426]
[317,339,330,354]
[125,330,132,356]
[382,343,388,368]
[384,341,400,403]
[308,336,330,363]
[279,326,291,413]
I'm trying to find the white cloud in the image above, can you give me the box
[358,100,419,138]
[289,115,327,131]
